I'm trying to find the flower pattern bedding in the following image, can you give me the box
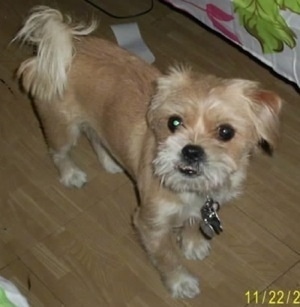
[163,0,300,87]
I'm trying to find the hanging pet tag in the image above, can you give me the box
[200,198,223,239]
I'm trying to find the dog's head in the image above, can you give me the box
[147,67,282,194]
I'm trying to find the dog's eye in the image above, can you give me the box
[217,124,235,141]
[168,116,183,133]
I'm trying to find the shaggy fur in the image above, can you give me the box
[14,6,282,298]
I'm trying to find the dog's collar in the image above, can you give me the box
[199,197,223,240]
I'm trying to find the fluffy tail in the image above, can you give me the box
[13,6,98,101]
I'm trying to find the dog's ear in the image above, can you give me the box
[250,89,282,155]
[147,66,191,129]
[225,80,282,155]
[155,66,191,93]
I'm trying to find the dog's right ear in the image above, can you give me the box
[155,66,192,96]
[147,66,191,129]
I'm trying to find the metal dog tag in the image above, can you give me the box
[200,198,223,239]
[200,221,215,239]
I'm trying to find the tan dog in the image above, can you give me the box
[14,6,282,298]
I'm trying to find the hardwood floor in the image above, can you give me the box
[0,0,299,306]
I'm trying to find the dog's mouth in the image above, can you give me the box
[177,162,202,177]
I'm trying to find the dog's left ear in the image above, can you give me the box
[147,66,192,130]
[250,89,282,156]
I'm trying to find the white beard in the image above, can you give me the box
[153,133,247,198]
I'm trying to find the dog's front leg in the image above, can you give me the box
[179,220,211,261]
[133,207,200,299]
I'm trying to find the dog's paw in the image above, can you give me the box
[101,155,123,174]
[60,167,87,188]
[103,161,123,174]
[182,239,211,260]
[165,270,200,299]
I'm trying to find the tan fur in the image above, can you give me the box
[14,7,282,299]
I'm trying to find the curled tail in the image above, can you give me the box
[13,6,98,101]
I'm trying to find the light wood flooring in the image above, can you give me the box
[0,0,299,306]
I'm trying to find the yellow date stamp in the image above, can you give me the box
[245,290,300,305]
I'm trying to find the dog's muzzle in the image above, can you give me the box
[178,144,206,177]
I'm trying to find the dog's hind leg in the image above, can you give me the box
[93,142,123,174]
[50,132,87,188]
[85,128,123,174]
[37,102,87,188]
[50,129,87,188]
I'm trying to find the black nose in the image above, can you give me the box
[182,144,205,163]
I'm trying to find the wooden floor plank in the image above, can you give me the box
[0,260,63,306]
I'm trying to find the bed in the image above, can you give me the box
[163,0,300,88]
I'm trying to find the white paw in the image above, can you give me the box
[182,239,211,260]
[166,270,200,299]
[60,167,87,188]
[102,156,123,174]
[103,161,123,174]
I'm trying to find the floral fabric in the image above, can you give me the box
[164,0,300,87]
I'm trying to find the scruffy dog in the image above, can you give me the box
[14,6,281,298]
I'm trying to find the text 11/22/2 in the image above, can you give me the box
[245,290,300,305]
